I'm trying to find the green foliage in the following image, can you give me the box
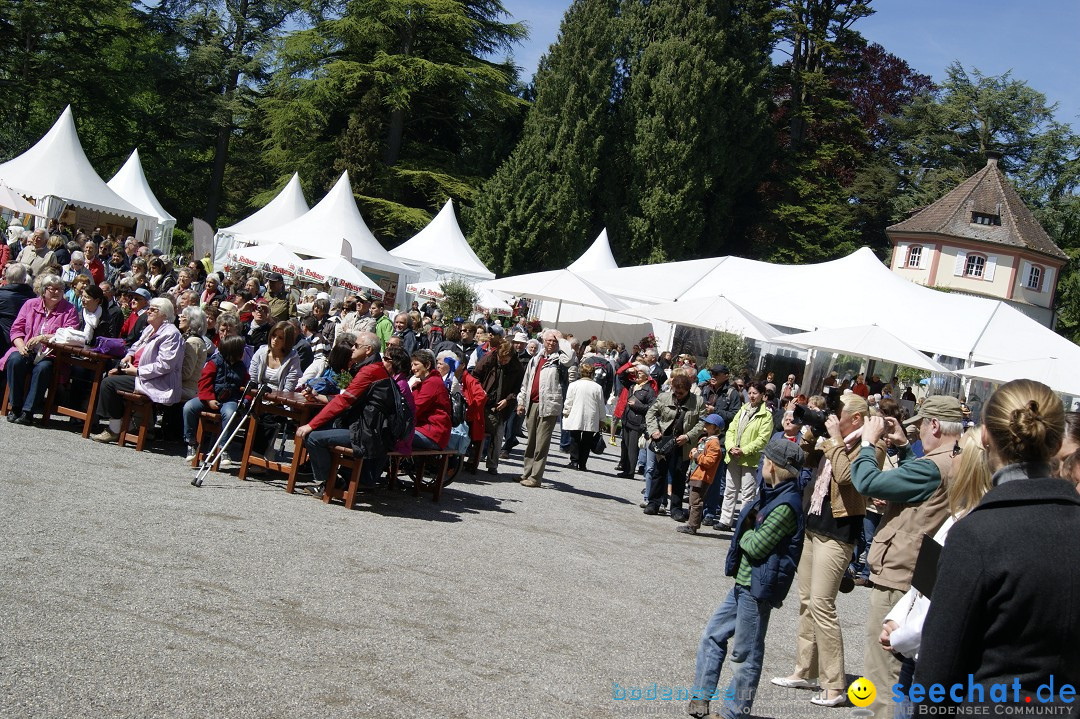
[438,278,479,321]
[706,331,751,375]
[469,0,775,271]
[263,0,527,243]
[171,227,194,255]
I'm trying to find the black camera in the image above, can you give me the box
[793,403,829,436]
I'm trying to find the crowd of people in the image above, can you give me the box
[3,226,1080,718]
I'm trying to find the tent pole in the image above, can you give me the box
[555,300,562,325]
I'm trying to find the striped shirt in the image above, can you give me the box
[735,504,798,587]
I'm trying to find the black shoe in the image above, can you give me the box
[839,574,856,594]
[617,472,634,479]
[14,412,33,426]
[676,524,697,535]
[636,465,645,474]
[6,411,16,423]
[714,523,733,533]
[567,460,579,470]
[613,464,626,472]
[643,504,659,515]
[670,508,689,523]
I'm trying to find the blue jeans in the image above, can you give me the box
[413,430,440,451]
[502,411,524,451]
[693,584,773,719]
[851,512,882,579]
[182,397,238,452]
[5,352,53,414]
[703,459,727,520]
[304,428,381,487]
[645,450,689,511]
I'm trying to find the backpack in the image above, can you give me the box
[450,389,468,427]
[381,379,414,446]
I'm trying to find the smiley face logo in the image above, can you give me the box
[848,677,876,707]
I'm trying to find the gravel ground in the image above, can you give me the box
[1,420,875,719]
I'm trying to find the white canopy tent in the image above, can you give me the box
[390,199,495,281]
[224,243,303,278]
[107,149,176,255]
[568,229,619,272]
[213,173,309,271]
[956,357,1080,397]
[405,280,513,317]
[775,324,954,374]
[483,269,630,317]
[296,256,385,299]
[0,106,155,233]
[241,171,413,306]
[0,181,43,218]
[628,296,782,343]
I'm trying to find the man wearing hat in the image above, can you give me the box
[849,395,965,719]
[122,287,152,347]
[263,272,295,324]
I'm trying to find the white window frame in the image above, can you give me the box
[1026,264,1043,291]
[965,254,986,279]
[907,245,922,268]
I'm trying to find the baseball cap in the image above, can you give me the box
[266,271,284,283]
[219,300,238,313]
[489,325,504,336]
[356,291,371,301]
[254,297,269,307]
[763,436,804,475]
[703,413,725,429]
[512,332,529,343]
[710,364,730,375]
[132,288,151,302]
[903,395,964,425]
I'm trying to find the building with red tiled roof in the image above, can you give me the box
[886,152,1067,327]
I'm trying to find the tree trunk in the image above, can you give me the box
[204,0,249,227]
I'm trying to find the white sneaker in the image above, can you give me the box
[184,445,198,462]
[771,677,820,690]
[218,458,236,470]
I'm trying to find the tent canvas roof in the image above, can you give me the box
[390,199,494,279]
[242,171,409,276]
[220,173,309,236]
[0,106,154,221]
[107,148,175,224]
[568,229,619,272]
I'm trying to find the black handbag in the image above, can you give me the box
[649,406,685,456]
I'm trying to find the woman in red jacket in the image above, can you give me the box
[409,350,451,450]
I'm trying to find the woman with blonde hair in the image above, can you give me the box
[878,429,992,704]
[914,380,1080,708]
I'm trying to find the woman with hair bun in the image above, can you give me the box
[913,379,1080,710]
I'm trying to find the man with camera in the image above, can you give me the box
[642,373,708,520]
[849,395,965,719]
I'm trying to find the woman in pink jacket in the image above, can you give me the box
[2,274,78,425]
[90,298,184,443]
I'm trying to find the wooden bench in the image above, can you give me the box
[117,390,153,451]
[321,446,455,508]
[192,411,223,470]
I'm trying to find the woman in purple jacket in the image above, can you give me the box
[1,274,78,425]
[90,298,184,443]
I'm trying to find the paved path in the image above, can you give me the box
[1,421,875,718]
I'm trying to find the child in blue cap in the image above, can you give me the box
[678,413,726,535]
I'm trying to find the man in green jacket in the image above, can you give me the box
[717,381,773,531]
[850,395,964,719]
[643,373,707,520]
[371,300,393,350]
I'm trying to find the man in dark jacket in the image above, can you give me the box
[98,282,125,339]
[700,364,743,524]
[0,263,35,355]
[295,332,392,494]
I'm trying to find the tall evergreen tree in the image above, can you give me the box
[466,0,620,273]
[263,0,527,242]
[619,0,773,263]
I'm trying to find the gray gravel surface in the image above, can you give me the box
[1,421,875,718]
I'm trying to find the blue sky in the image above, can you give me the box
[497,0,1080,129]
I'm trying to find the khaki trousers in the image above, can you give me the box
[793,530,853,691]
[864,584,905,718]
[719,464,758,526]
[521,403,558,483]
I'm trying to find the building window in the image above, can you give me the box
[971,212,1001,226]
[1027,264,1042,290]
[965,254,986,278]
[907,245,922,268]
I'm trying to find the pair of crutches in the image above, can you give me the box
[191,380,271,488]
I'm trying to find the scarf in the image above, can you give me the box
[809,427,863,515]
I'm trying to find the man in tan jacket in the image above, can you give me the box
[850,395,965,719]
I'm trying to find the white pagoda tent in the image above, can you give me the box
[241,171,413,305]
[567,229,619,272]
[391,198,494,281]
[213,172,309,271]
[107,149,176,255]
[0,106,155,235]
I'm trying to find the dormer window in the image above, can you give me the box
[971,211,1001,226]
